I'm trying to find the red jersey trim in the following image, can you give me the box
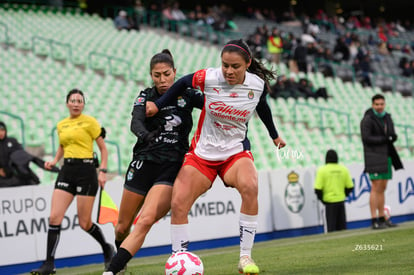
[192,69,207,92]
[190,102,206,152]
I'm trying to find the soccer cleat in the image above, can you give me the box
[238,255,260,275]
[372,221,387,230]
[103,243,115,270]
[385,219,398,227]
[118,264,127,275]
[102,272,114,275]
[30,261,56,275]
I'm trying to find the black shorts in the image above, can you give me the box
[55,162,98,196]
[124,159,182,196]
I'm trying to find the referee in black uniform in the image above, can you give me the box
[31,89,114,274]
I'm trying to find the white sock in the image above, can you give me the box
[171,224,189,253]
[239,213,258,258]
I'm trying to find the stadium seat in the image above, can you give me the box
[1,4,413,176]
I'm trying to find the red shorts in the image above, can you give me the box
[182,150,254,183]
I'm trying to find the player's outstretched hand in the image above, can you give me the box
[273,136,286,149]
[146,101,159,117]
[45,161,57,170]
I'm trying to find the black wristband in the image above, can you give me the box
[99,168,107,173]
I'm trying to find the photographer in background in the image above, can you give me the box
[0,121,23,187]
[0,121,59,188]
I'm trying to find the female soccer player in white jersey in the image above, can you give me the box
[146,39,286,274]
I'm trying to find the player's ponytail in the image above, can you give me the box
[222,39,277,90]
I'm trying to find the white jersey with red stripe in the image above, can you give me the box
[190,67,265,161]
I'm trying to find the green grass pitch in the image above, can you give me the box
[54,221,414,275]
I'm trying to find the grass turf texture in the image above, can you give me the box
[55,221,414,275]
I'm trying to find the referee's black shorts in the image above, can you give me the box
[54,159,98,196]
[124,159,182,196]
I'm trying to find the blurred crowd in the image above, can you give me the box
[244,8,414,96]
[113,1,238,33]
[107,1,414,96]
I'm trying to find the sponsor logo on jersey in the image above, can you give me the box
[213,88,221,94]
[57,181,69,188]
[214,121,236,131]
[134,96,146,106]
[177,96,186,108]
[248,90,254,99]
[127,168,134,181]
[164,114,182,131]
[229,92,238,98]
[209,101,250,118]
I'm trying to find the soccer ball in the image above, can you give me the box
[165,251,204,275]
[384,205,391,220]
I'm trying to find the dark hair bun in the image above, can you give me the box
[161,49,173,58]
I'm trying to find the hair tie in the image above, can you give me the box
[224,43,251,59]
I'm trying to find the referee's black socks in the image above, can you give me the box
[87,223,108,248]
[46,224,61,262]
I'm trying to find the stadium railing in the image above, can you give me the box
[395,123,414,151]
[0,21,11,48]
[314,58,356,82]
[372,72,414,96]
[88,51,132,79]
[292,102,352,141]
[105,140,122,175]
[32,36,72,61]
[18,33,135,81]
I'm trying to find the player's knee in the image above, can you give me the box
[170,198,181,213]
[49,213,63,225]
[371,184,386,193]
[171,199,188,218]
[136,214,157,229]
[79,220,92,231]
[239,180,258,198]
[115,222,130,238]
